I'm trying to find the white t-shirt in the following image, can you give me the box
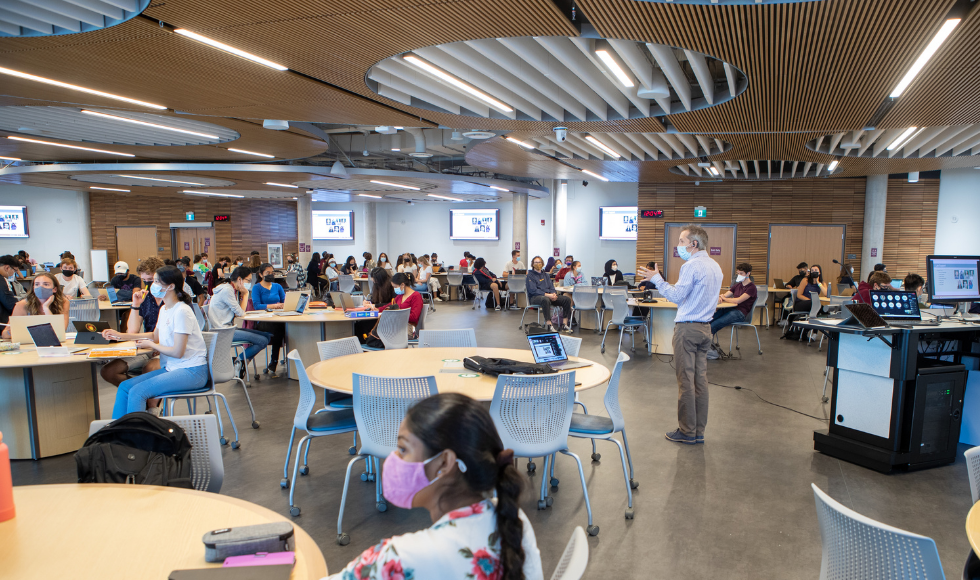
[418,266,432,283]
[156,301,207,370]
[503,260,526,274]
[55,273,86,297]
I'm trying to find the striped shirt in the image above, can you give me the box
[652,250,724,323]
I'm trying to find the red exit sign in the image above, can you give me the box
[214,215,231,222]
[641,209,664,218]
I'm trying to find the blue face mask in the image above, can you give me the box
[677,244,693,261]
[394,287,405,295]
[150,282,169,299]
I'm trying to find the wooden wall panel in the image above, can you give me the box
[88,192,298,265]
[882,178,940,281]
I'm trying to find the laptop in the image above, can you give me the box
[526,331,593,370]
[8,315,67,344]
[869,289,937,326]
[74,320,115,345]
[515,269,527,275]
[773,278,786,289]
[330,291,354,311]
[102,287,131,306]
[27,322,86,354]
[274,292,309,316]
[591,276,605,287]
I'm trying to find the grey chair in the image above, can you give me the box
[285,271,298,289]
[89,414,224,493]
[362,308,411,351]
[754,285,770,328]
[549,527,589,580]
[966,445,980,504]
[338,274,356,295]
[726,292,762,355]
[67,298,100,332]
[191,302,207,331]
[418,329,477,348]
[446,271,465,301]
[600,292,648,355]
[571,286,601,332]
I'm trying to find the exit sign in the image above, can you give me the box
[694,206,707,218]
[185,211,195,221]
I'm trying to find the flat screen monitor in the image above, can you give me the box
[926,255,980,303]
[450,209,499,240]
[312,210,354,240]
[599,206,637,241]
[0,206,29,238]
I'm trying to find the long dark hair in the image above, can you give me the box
[392,271,414,288]
[810,264,824,283]
[405,394,525,580]
[156,265,192,305]
[370,267,394,304]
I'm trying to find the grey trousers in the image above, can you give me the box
[672,322,712,437]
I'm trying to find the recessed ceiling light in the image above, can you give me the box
[173,29,288,71]
[265,182,298,188]
[0,155,21,161]
[827,160,839,172]
[391,148,400,152]
[889,18,961,98]
[0,66,166,109]
[79,110,219,139]
[886,127,921,151]
[370,180,420,190]
[182,190,244,198]
[227,148,274,158]
[358,194,382,198]
[505,137,535,149]
[403,55,513,113]
[409,152,433,158]
[428,194,462,201]
[89,186,130,192]
[115,175,205,185]
[6,136,134,156]
[394,126,404,130]
[462,131,495,140]
[580,169,609,182]
[708,166,720,176]
[584,135,621,158]
[489,185,509,192]
[908,171,919,183]
[595,50,634,88]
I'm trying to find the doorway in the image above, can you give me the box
[767,224,845,285]
[172,227,215,261]
[663,223,737,288]
[115,226,158,271]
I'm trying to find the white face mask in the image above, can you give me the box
[736,274,747,283]
[611,265,618,272]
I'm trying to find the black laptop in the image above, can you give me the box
[526,331,593,370]
[74,320,115,344]
[869,289,937,326]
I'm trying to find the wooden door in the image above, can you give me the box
[664,223,736,290]
[767,224,845,284]
[174,228,215,260]
[115,226,157,271]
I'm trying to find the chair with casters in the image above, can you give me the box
[445,271,465,301]
[600,291,648,355]
[406,302,429,347]
[518,288,544,329]
[754,284,770,329]
[67,298,100,333]
[800,291,823,344]
[966,445,980,504]
[191,302,207,332]
[727,293,763,356]
[159,329,250,449]
[338,274,356,295]
[336,373,438,545]
[362,308,411,351]
[489,372,599,536]
[417,328,477,348]
[549,526,589,580]
[811,483,946,579]
[89,413,224,493]
[571,286,601,332]
[415,284,435,313]
[285,350,357,518]
[285,271,298,289]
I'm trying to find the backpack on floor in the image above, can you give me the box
[550,305,564,329]
[75,412,193,488]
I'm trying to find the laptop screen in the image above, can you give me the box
[591,277,605,286]
[27,323,62,347]
[869,290,921,320]
[107,287,119,302]
[295,293,309,313]
[526,332,568,364]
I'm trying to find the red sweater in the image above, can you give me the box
[394,290,423,326]
[855,281,873,305]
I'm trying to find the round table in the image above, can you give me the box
[969,500,980,557]
[242,310,354,379]
[307,347,611,401]
[0,484,327,579]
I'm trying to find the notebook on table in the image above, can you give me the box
[526,331,593,370]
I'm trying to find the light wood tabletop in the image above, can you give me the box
[307,347,611,401]
[766,288,833,304]
[241,310,352,324]
[98,300,132,311]
[0,339,145,368]
[628,299,735,309]
[554,286,645,294]
[0,484,327,579]
[969,501,980,557]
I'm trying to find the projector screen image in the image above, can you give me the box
[312,210,354,240]
[599,206,638,240]
[450,209,499,240]
[0,206,28,238]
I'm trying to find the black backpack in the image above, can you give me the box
[75,412,194,488]
[524,322,550,336]
[463,356,557,377]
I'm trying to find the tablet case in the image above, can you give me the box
[169,565,293,580]
[202,522,294,562]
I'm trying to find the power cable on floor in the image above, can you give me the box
[709,380,829,422]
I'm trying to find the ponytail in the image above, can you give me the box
[495,453,526,580]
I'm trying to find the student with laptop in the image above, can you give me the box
[55,257,92,298]
[209,266,272,378]
[502,249,525,278]
[251,262,286,375]
[904,273,926,300]
[355,268,396,341]
[106,261,140,301]
[562,261,585,287]
[2,272,70,339]
[111,265,208,419]
[603,259,626,287]
[99,257,166,388]
[0,255,21,325]
[855,271,892,305]
[784,262,809,289]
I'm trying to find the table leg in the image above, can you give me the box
[647,309,677,355]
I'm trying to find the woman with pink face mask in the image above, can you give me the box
[328,393,543,580]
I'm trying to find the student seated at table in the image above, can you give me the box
[430,253,441,269]
[502,250,524,277]
[392,272,423,330]
[417,255,443,301]
[527,256,572,333]
[637,261,658,292]
[1,272,70,339]
[286,254,306,289]
[324,257,341,292]
[209,266,272,379]
[191,254,207,275]
[602,259,626,287]
[18,250,36,267]
[792,265,826,313]
[554,255,574,282]
[179,257,206,306]
[836,263,857,289]
[904,273,928,303]
[854,271,892,305]
[378,253,393,272]
[341,255,359,276]
[562,261,585,287]
[459,251,475,270]
[110,265,208,419]
[99,257,166,387]
[55,258,92,298]
[355,268,396,342]
[327,393,542,580]
[784,262,809,289]
[473,258,503,310]
[708,263,758,358]
[397,255,413,274]
[105,261,141,301]
[0,254,22,324]
[362,251,376,271]
[250,263,287,374]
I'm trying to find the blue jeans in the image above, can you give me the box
[234,328,272,361]
[112,365,209,419]
[413,283,428,293]
[710,308,746,335]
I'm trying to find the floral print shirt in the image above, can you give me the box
[327,499,543,580]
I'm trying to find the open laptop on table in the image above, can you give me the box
[330,291,356,311]
[99,287,131,306]
[591,276,605,287]
[869,289,938,327]
[526,331,593,370]
[8,315,67,344]
[274,292,309,316]
[773,278,786,289]
[74,320,116,344]
[27,322,87,354]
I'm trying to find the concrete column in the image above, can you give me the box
[364,202,377,258]
[553,180,567,259]
[297,192,312,265]
[861,175,887,277]
[513,191,528,260]
[77,190,92,280]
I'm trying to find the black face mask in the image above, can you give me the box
[263,274,275,283]
[62,270,74,278]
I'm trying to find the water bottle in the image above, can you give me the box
[0,431,14,522]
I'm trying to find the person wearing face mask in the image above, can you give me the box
[209,266,272,378]
[391,272,423,329]
[110,265,209,419]
[306,252,323,294]
[854,271,892,305]
[903,273,929,305]
[527,256,573,332]
[0,254,27,324]
[562,261,585,287]
[784,262,809,290]
[107,261,140,301]
[430,253,441,270]
[179,257,207,306]
[554,255,575,282]
[286,253,307,289]
[637,224,723,445]
[706,263,758,358]
[416,255,444,301]
[2,272,71,339]
[603,259,625,286]
[324,257,341,292]
[472,258,503,310]
[377,253,393,272]
[327,393,543,580]
[341,255,359,276]
[54,257,92,298]
[251,263,287,375]
[792,264,826,313]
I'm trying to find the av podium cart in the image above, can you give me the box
[796,319,978,473]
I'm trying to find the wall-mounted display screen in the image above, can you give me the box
[599,206,637,240]
[450,209,499,240]
[927,255,980,303]
[0,206,28,238]
[312,210,354,240]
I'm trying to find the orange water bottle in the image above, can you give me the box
[0,431,14,522]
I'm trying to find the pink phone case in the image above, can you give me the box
[222,552,296,567]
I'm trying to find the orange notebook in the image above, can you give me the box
[87,347,138,359]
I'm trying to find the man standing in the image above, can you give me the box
[638,224,723,445]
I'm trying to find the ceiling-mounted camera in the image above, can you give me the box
[582,180,589,187]
[554,126,568,142]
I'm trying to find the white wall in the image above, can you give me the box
[0,184,92,277]
[564,180,638,278]
[935,167,980,255]
[387,202,516,270]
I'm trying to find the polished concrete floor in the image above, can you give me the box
[11,301,976,579]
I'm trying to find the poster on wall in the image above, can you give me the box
[599,206,638,240]
[0,206,29,238]
[267,243,284,268]
[312,210,354,240]
[449,209,499,240]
